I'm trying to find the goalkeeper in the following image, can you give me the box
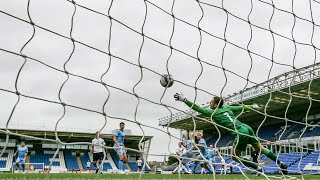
[174,93,287,175]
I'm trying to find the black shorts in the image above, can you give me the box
[93,152,104,161]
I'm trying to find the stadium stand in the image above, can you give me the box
[128,162,138,171]
[261,152,307,174]
[256,124,282,141]
[64,150,79,170]
[30,150,66,171]
[80,151,95,170]
[80,151,112,171]
[128,161,150,171]
[302,122,320,138]
[289,151,320,174]
[223,152,320,174]
[0,152,9,170]
[101,162,113,171]
[0,160,6,168]
[166,150,319,175]
[206,135,234,147]
[280,124,305,140]
[176,152,315,174]
[0,150,14,171]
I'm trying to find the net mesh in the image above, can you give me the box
[0,0,320,178]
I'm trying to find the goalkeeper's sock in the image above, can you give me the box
[16,163,20,170]
[261,148,281,164]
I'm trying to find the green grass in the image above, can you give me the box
[0,173,320,180]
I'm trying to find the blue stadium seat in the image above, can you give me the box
[0,160,7,168]
[256,124,281,141]
[102,163,112,170]
[207,135,234,146]
[80,151,112,170]
[280,124,305,140]
[128,162,138,171]
[30,150,61,169]
[128,162,150,171]
[64,150,79,170]
[301,127,320,137]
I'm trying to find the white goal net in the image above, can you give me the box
[1,0,320,179]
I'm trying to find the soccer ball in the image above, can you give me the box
[160,74,174,88]
[29,165,34,171]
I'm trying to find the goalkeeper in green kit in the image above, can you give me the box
[174,93,288,175]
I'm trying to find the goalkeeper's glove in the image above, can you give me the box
[252,103,260,109]
[174,93,188,103]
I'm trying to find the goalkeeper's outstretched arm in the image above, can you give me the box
[174,93,213,117]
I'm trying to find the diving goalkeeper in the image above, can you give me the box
[174,93,287,175]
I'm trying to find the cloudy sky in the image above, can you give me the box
[0,0,320,161]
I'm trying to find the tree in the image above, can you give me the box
[167,154,178,165]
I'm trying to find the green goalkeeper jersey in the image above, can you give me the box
[185,100,255,135]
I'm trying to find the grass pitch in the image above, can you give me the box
[0,173,319,180]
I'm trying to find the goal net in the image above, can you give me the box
[0,0,320,179]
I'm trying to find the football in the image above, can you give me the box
[160,74,174,88]
[29,165,35,171]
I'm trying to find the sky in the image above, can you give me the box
[0,0,320,161]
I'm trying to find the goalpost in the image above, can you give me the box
[0,0,320,179]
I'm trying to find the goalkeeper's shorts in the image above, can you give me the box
[232,123,259,151]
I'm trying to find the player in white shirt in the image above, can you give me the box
[136,158,143,172]
[91,131,105,173]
